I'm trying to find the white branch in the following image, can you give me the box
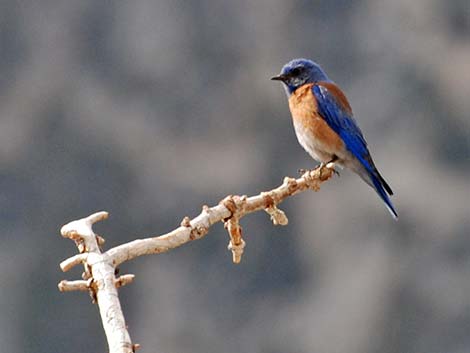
[60,211,134,353]
[107,167,334,266]
[58,165,335,352]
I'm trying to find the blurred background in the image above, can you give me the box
[1,0,469,352]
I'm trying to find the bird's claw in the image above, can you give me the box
[319,162,340,178]
[299,164,339,178]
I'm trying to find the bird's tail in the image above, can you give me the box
[355,163,398,220]
[369,170,398,220]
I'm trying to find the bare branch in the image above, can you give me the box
[58,165,335,353]
[106,166,334,267]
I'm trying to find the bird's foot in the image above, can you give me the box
[318,161,340,178]
[299,164,339,178]
[327,164,340,177]
[325,157,340,176]
[318,163,327,178]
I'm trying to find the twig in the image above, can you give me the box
[58,279,91,292]
[58,165,335,353]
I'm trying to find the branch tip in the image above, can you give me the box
[58,279,90,292]
[60,253,88,272]
[180,216,191,228]
[86,211,109,224]
[115,274,135,288]
[228,238,246,264]
[265,205,289,226]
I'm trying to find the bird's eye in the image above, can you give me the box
[291,67,302,76]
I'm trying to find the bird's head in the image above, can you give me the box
[271,58,330,96]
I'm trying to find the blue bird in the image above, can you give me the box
[272,58,397,219]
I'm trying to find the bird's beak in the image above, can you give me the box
[271,74,287,82]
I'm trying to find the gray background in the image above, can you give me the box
[1,0,469,352]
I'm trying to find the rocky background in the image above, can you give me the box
[1,1,469,352]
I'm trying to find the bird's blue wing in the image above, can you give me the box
[312,82,397,218]
[312,82,373,174]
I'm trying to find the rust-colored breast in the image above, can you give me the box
[288,84,344,153]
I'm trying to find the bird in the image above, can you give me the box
[271,58,397,219]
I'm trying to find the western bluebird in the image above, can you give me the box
[272,58,397,219]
